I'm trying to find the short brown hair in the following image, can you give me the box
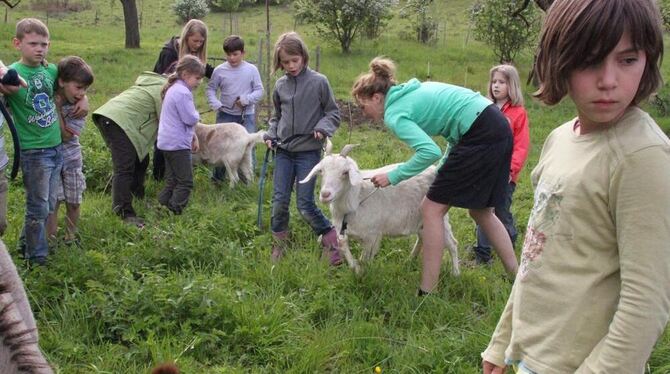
[534,0,663,105]
[58,56,94,86]
[223,35,244,54]
[15,18,49,40]
[272,32,309,74]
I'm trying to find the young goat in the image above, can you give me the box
[300,142,459,275]
[193,123,265,187]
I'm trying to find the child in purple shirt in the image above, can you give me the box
[157,55,204,214]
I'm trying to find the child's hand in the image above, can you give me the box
[191,134,199,153]
[313,131,324,140]
[482,360,506,374]
[371,173,390,188]
[71,95,89,118]
[265,139,275,149]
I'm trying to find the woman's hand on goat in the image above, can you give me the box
[371,173,390,188]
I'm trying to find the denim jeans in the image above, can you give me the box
[475,182,517,262]
[212,111,257,182]
[19,145,63,262]
[271,148,332,235]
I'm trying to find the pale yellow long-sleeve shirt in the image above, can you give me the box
[482,107,670,373]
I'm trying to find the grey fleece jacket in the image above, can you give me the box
[265,67,340,152]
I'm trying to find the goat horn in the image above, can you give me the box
[339,144,359,158]
[325,137,333,155]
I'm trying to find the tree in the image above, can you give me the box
[210,0,241,34]
[119,0,140,48]
[294,0,395,53]
[470,0,539,63]
[400,0,438,44]
[173,0,210,24]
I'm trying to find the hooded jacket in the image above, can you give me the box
[93,72,166,160]
[384,78,491,185]
[265,67,340,152]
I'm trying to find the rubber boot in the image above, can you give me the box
[321,228,343,266]
[271,231,289,262]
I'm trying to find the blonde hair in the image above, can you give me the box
[15,18,49,39]
[161,55,205,99]
[272,32,309,74]
[534,0,663,105]
[179,19,208,64]
[351,57,397,102]
[488,64,524,106]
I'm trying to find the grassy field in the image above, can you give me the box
[0,0,669,372]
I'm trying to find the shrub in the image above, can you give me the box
[173,0,210,23]
[294,0,396,53]
[469,0,540,63]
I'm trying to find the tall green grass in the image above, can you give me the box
[0,0,668,372]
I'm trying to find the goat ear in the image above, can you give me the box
[325,137,333,155]
[347,161,363,185]
[299,161,323,184]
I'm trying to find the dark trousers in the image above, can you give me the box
[474,182,518,262]
[153,145,165,181]
[158,149,193,214]
[94,115,148,218]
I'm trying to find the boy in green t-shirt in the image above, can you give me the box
[0,18,62,266]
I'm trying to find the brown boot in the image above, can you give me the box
[271,231,289,262]
[321,228,343,266]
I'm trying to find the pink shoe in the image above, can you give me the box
[321,228,343,266]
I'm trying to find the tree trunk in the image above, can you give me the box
[120,0,140,48]
[533,0,553,12]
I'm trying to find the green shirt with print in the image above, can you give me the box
[6,62,60,150]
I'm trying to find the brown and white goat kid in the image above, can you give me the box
[193,123,265,187]
[300,143,459,275]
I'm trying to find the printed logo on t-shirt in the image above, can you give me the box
[25,72,56,128]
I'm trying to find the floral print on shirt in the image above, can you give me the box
[519,179,563,280]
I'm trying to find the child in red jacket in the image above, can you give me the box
[474,64,530,265]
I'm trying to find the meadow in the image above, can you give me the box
[0,0,669,372]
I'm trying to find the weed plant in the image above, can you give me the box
[0,0,668,372]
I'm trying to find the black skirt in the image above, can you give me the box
[426,104,513,209]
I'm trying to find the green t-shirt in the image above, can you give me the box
[6,62,60,150]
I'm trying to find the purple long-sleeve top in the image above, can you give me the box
[157,79,200,151]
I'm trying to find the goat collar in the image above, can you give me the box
[339,187,380,235]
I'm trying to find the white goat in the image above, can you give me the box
[193,123,265,187]
[300,143,459,275]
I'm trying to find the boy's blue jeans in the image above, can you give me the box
[19,145,63,263]
[212,111,257,182]
[271,148,332,236]
[475,182,517,262]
